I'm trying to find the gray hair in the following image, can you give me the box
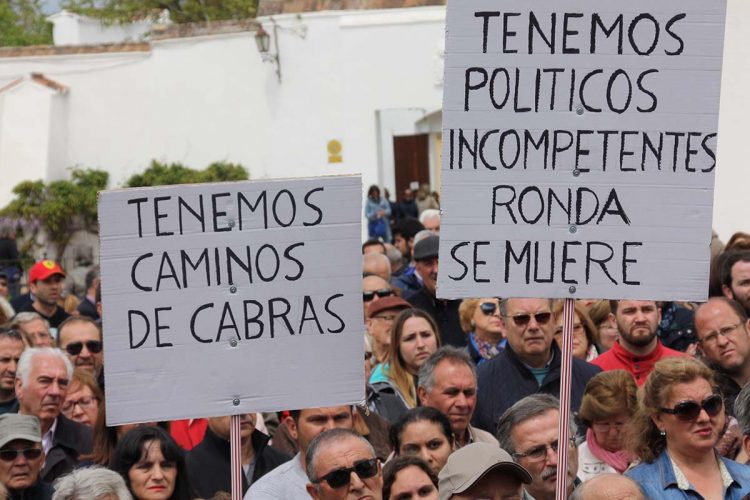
[17,347,73,387]
[10,311,50,329]
[53,466,133,500]
[305,428,376,484]
[363,253,391,281]
[569,474,644,500]
[419,209,440,225]
[495,394,577,455]
[384,244,403,268]
[735,384,750,437]
[418,346,476,395]
[413,229,433,246]
[499,298,554,317]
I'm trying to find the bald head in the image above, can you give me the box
[571,474,644,500]
[363,253,391,282]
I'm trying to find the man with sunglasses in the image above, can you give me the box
[591,300,686,385]
[695,297,750,419]
[0,414,51,499]
[472,298,601,433]
[57,317,103,378]
[14,347,92,483]
[305,428,382,500]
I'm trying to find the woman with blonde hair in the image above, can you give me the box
[458,297,504,365]
[577,370,637,480]
[626,357,750,498]
[369,309,441,417]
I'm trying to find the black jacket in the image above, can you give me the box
[186,428,290,498]
[40,415,93,483]
[472,343,601,434]
[9,481,53,500]
[404,287,466,348]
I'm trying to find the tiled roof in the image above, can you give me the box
[258,0,446,15]
[0,73,68,93]
[0,43,150,58]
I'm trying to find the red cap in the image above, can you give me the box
[29,260,65,283]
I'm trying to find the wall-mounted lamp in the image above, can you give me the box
[255,23,281,82]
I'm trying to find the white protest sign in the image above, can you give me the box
[438,0,726,301]
[99,175,364,425]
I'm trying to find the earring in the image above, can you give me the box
[470,320,476,328]
[659,429,666,437]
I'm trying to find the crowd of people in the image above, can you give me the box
[0,195,746,499]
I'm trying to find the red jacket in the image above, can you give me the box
[591,340,687,385]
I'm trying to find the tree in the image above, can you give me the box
[125,160,249,187]
[62,0,260,24]
[0,168,108,260]
[0,0,53,47]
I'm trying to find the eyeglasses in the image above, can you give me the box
[64,340,103,356]
[316,458,379,488]
[659,394,723,421]
[699,324,742,347]
[479,302,499,316]
[554,323,585,336]
[61,396,99,414]
[0,329,22,341]
[372,314,398,322]
[0,448,42,462]
[512,438,576,461]
[507,312,552,327]
[363,289,393,302]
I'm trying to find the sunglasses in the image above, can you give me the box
[659,394,723,421]
[317,458,379,488]
[509,312,552,327]
[363,289,393,302]
[0,448,42,462]
[479,302,499,315]
[64,340,103,356]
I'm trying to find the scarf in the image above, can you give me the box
[470,332,504,362]
[586,427,632,474]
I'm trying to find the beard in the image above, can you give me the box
[619,327,656,347]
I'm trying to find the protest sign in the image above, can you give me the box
[99,175,364,425]
[438,0,727,301]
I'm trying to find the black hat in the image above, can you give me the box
[413,234,439,261]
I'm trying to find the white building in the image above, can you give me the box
[0,0,747,270]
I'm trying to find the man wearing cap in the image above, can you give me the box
[367,296,411,365]
[403,235,465,347]
[16,260,70,330]
[0,413,52,499]
[438,442,531,500]
[15,347,92,483]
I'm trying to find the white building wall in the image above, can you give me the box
[49,11,154,46]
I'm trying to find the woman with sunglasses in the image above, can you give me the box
[390,407,454,476]
[369,309,441,420]
[577,370,637,481]
[626,357,750,499]
[552,301,600,361]
[110,426,195,500]
[459,297,505,365]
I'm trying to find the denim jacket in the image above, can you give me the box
[625,449,750,499]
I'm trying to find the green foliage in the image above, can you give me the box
[62,0,259,24]
[0,168,109,260]
[125,160,249,187]
[0,0,53,47]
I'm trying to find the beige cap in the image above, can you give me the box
[0,414,41,449]
[438,443,532,500]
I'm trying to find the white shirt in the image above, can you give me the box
[41,417,58,457]
[244,452,308,499]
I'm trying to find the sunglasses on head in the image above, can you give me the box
[363,289,392,302]
[659,394,723,421]
[64,340,102,356]
[479,302,499,315]
[509,312,552,327]
[0,448,42,462]
[316,458,379,488]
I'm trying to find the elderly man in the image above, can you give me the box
[570,474,645,500]
[403,235,465,347]
[245,406,356,499]
[496,394,579,500]
[723,250,750,315]
[366,296,411,365]
[364,253,392,283]
[15,347,92,483]
[418,347,497,448]
[187,413,290,498]
[0,329,23,414]
[9,312,53,348]
[592,300,685,385]
[0,413,52,499]
[419,209,440,234]
[51,466,132,500]
[56,317,103,378]
[472,298,600,433]
[694,297,750,417]
[439,442,531,500]
[16,261,70,330]
[305,428,383,500]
